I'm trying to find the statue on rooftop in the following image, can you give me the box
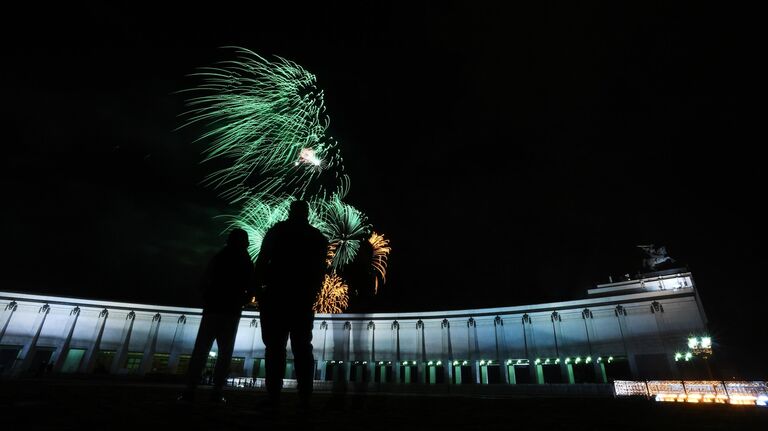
[637,244,676,271]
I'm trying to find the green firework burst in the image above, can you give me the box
[179,47,345,201]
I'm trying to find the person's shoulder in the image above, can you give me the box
[310,226,327,242]
[266,221,289,234]
[305,223,323,235]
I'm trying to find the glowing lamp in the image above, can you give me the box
[688,337,698,349]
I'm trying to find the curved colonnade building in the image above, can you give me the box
[0,270,707,386]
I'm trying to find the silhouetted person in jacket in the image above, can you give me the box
[179,228,253,403]
[255,200,328,408]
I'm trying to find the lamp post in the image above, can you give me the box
[677,336,713,379]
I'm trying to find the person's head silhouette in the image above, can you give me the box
[288,200,310,222]
[227,228,249,250]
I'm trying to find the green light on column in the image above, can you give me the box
[535,358,541,365]
[674,352,682,362]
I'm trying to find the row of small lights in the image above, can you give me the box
[534,356,613,365]
[327,357,614,366]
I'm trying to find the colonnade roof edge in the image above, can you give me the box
[0,285,697,321]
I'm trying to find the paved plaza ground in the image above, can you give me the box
[1,379,767,430]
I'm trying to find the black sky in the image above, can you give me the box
[1,3,765,376]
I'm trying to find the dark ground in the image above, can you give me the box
[1,379,766,430]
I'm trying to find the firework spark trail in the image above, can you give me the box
[368,232,391,294]
[313,273,349,314]
[186,48,390,313]
[178,47,344,200]
[224,193,328,260]
[318,194,371,269]
[225,191,370,266]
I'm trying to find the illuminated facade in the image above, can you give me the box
[0,270,708,385]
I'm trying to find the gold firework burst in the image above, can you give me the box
[369,232,391,294]
[313,273,349,314]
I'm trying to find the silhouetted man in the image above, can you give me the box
[179,228,253,403]
[255,200,328,408]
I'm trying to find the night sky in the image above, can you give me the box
[1,3,764,376]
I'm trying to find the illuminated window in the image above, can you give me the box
[94,350,115,374]
[125,353,143,372]
[230,357,245,376]
[60,348,86,373]
[176,355,191,375]
[151,353,169,373]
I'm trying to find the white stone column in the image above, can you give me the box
[391,320,400,383]
[441,318,452,384]
[650,300,678,378]
[13,303,51,375]
[0,300,19,343]
[14,303,51,376]
[522,314,540,384]
[582,308,604,382]
[51,306,81,372]
[340,321,351,382]
[242,317,257,377]
[467,317,479,383]
[318,321,328,381]
[111,311,136,374]
[416,319,425,383]
[367,321,376,382]
[81,308,108,373]
[167,314,187,374]
[615,305,639,378]
[550,311,571,383]
[139,313,162,375]
[494,316,510,384]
